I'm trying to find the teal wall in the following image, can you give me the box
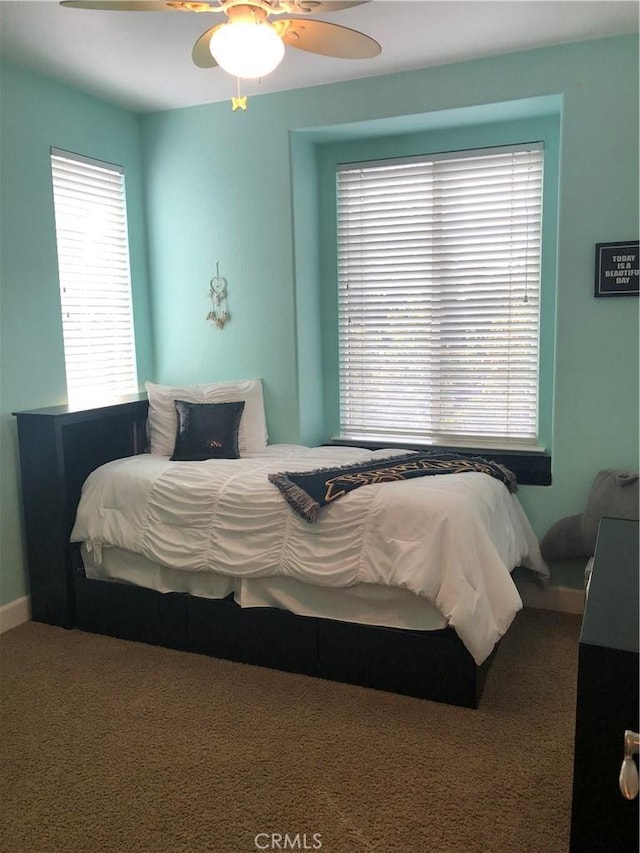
[0,65,154,607]
[1,34,638,607]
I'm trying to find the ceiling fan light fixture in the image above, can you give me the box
[209,20,285,79]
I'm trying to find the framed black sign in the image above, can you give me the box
[594,240,640,297]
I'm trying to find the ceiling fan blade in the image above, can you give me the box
[277,18,380,59]
[61,1,219,10]
[192,24,223,68]
[285,1,370,13]
[61,1,177,9]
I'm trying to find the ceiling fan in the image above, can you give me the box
[60,1,382,85]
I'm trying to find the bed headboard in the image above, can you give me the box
[13,395,149,628]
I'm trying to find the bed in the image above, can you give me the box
[14,379,549,708]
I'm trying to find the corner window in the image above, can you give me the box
[336,143,544,451]
[50,148,138,406]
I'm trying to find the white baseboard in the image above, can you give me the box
[0,596,31,634]
[516,580,585,615]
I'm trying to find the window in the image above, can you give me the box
[336,143,544,450]
[50,149,138,406]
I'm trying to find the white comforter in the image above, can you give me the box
[71,444,549,664]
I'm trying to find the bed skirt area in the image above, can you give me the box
[73,555,498,709]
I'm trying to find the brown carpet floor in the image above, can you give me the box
[0,609,581,853]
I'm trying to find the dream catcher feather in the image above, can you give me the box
[207,262,230,329]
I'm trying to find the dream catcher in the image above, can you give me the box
[207,262,230,329]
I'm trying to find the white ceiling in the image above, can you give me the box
[0,0,637,113]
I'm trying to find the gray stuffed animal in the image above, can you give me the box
[540,469,639,561]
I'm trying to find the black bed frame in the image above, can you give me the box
[14,397,498,708]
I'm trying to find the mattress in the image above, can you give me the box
[81,544,449,632]
[71,444,550,663]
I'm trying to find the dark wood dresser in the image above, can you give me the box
[569,517,639,853]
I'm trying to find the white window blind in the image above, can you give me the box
[51,149,138,406]
[336,144,543,449]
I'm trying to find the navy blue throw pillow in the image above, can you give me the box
[170,400,245,461]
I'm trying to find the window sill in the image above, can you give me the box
[323,437,551,486]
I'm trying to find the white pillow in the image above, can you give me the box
[145,379,268,457]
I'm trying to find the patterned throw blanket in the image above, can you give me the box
[269,451,518,523]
